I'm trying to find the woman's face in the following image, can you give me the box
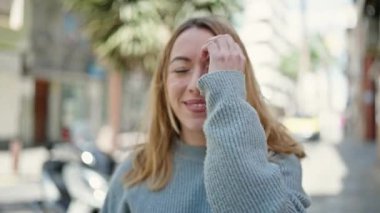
[166,27,214,133]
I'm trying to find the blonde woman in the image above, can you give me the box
[102,16,310,213]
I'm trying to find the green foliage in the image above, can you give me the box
[169,0,242,28]
[279,49,299,80]
[309,34,331,68]
[279,34,331,80]
[63,0,242,72]
[0,26,25,51]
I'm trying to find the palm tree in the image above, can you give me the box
[64,0,242,150]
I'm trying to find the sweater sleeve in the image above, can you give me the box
[101,160,131,213]
[198,71,311,213]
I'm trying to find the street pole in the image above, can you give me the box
[296,0,311,115]
[299,0,310,78]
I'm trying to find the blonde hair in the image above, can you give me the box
[125,16,305,191]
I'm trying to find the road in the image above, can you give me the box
[1,137,380,212]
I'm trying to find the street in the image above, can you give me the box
[1,137,380,212]
[0,147,46,213]
[302,137,380,213]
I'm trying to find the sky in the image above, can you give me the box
[288,0,356,32]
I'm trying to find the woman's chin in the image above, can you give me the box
[183,121,205,132]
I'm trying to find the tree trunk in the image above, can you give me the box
[108,70,123,150]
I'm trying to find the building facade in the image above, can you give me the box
[239,0,297,117]
[0,0,106,147]
[347,0,379,143]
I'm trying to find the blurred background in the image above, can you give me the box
[0,0,379,212]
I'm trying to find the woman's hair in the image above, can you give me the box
[125,16,305,191]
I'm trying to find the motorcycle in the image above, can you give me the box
[41,141,112,213]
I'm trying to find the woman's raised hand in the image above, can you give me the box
[200,34,246,73]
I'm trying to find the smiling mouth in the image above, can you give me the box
[183,99,206,113]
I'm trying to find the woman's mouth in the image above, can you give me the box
[183,99,206,113]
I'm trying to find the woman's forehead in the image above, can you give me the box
[170,28,214,61]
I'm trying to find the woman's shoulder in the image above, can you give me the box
[112,154,135,182]
[268,151,302,169]
[102,154,137,213]
[104,155,135,202]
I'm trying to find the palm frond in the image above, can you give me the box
[63,0,243,72]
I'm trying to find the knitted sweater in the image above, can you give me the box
[101,71,311,213]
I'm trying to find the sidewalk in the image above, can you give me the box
[0,147,47,212]
[1,137,380,212]
[302,137,380,213]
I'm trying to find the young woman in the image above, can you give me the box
[102,16,310,213]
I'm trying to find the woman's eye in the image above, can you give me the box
[173,68,189,73]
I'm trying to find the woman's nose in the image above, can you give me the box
[188,67,206,95]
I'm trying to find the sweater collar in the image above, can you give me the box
[174,137,206,161]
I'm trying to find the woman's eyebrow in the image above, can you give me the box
[170,56,191,64]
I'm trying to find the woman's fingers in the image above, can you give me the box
[207,35,232,51]
[232,42,246,68]
[200,43,210,61]
[204,34,245,73]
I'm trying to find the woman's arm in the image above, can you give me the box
[198,71,311,213]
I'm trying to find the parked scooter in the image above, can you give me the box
[41,141,112,213]
[41,142,72,212]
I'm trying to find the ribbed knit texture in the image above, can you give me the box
[101,71,311,213]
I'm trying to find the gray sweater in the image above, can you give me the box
[101,71,311,213]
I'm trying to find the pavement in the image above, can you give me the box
[302,136,380,213]
[0,147,47,212]
[0,136,380,212]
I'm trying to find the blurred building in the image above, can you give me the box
[347,0,379,144]
[0,0,106,147]
[0,0,29,147]
[239,0,297,117]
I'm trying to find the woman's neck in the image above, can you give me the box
[180,128,206,147]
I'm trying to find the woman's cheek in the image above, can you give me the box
[167,78,186,101]
[169,78,188,90]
